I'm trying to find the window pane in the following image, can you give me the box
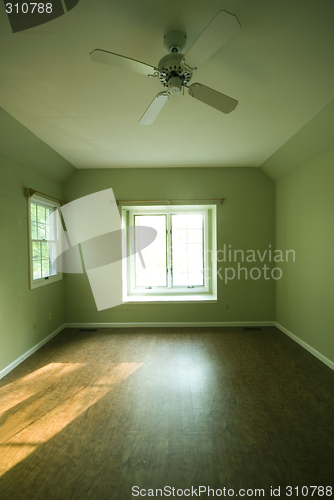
[31,204,37,222]
[172,214,204,286]
[45,208,56,239]
[33,260,42,280]
[49,242,57,275]
[37,206,46,240]
[41,241,49,259]
[134,215,167,287]
[45,216,51,240]
[39,242,55,278]
[31,205,38,239]
[31,222,38,240]
[32,242,41,261]
[38,223,46,240]
[42,260,50,278]
[50,265,57,277]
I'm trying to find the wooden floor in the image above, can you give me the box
[0,327,333,499]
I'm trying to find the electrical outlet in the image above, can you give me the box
[33,321,37,330]
[224,302,229,310]
[48,312,52,320]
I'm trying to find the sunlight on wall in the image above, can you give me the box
[0,361,143,476]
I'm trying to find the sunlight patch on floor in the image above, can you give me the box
[0,362,143,476]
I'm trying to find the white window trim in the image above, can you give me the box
[28,194,62,290]
[122,205,217,303]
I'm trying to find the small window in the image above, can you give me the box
[122,205,217,302]
[28,195,62,289]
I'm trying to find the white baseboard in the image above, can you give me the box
[0,324,66,381]
[275,322,334,371]
[66,321,275,329]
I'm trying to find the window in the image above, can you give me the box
[28,195,62,289]
[122,205,217,302]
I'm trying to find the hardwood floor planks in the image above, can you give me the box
[0,327,333,499]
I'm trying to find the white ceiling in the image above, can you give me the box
[0,0,333,169]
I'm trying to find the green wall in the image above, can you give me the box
[1,98,332,374]
[275,146,334,363]
[0,154,71,375]
[64,167,275,324]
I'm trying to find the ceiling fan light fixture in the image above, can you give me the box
[167,77,182,94]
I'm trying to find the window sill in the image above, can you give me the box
[30,274,62,290]
[123,294,217,303]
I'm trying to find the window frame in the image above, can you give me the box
[28,194,62,290]
[122,205,217,302]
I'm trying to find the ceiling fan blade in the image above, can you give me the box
[139,92,169,126]
[188,83,238,114]
[90,49,156,76]
[184,11,240,69]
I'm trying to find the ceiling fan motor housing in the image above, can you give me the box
[163,30,186,53]
[158,53,192,91]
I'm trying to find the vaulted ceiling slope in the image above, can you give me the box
[0,0,333,171]
[0,107,75,183]
[261,99,334,180]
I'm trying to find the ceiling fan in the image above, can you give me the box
[90,10,240,125]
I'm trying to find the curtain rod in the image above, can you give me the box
[26,189,66,206]
[116,198,225,205]
[26,190,224,206]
